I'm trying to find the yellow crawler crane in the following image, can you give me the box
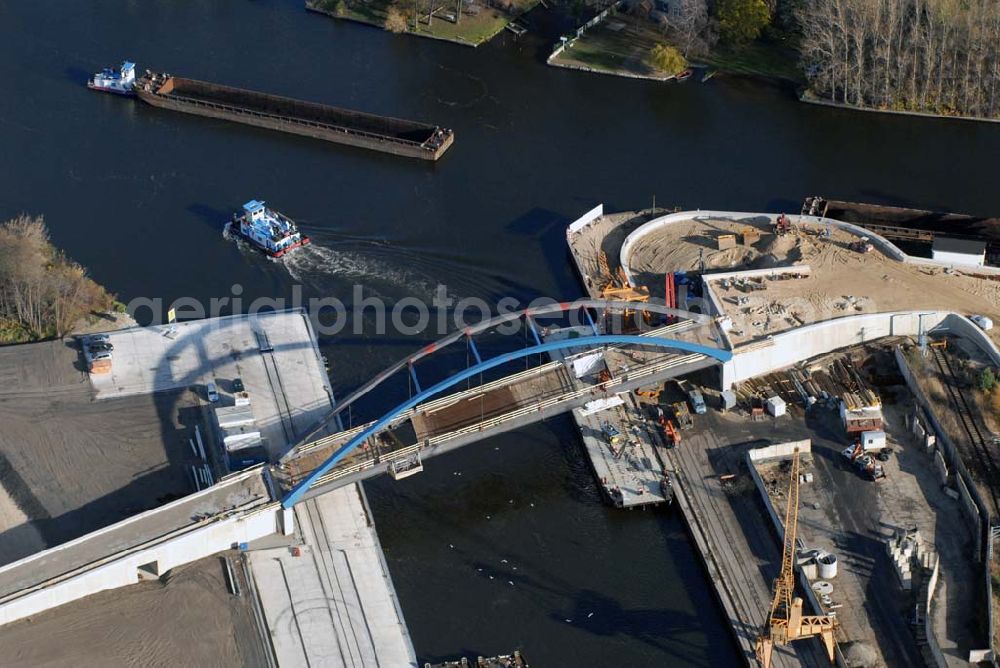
[755,447,837,668]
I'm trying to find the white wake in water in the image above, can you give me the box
[282,243,438,299]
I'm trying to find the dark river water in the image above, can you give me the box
[3,0,1000,664]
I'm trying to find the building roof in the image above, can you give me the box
[932,236,987,255]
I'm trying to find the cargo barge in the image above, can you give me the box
[134,71,453,161]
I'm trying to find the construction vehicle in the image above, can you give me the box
[841,442,885,480]
[657,410,681,447]
[635,383,662,402]
[671,402,693,430]
[773,214,792,236]
[755,448,837,668]
[601,421,623,446]
[849,236,873,253]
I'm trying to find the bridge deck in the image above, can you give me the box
[411,364,574,441]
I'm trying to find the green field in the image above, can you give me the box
[550,12,675,80]
[307,0,537,47]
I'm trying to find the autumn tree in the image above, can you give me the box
[0,216,112,342]
[716,0,771,45]
[649,43,688,75]
[384,6,408,32]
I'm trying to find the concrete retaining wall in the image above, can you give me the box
[723,311,943,387]
[924,556,947,668]
[618,210,912,286]
[720,310,1000,389]
[745,440,848,668]
[566,203,605,235]
[0,492,281,627]
[895,347,985,553]
[894,346,995,658]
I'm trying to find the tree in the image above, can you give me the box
[716,0,771,45]
[980,367,997,393]
[796,0,1000,118]
[384,6,408,32]
[0,215,112,342]
[649,43,688,75]
[670,0,710,56]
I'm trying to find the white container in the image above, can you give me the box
[817,553,838,579]
[861,430,886,451]
[766,396,786,417]
[970,314,993,331]
[223,425,262,451]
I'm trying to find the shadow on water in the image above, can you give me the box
[187,203,233,231]
[64,66,91,85]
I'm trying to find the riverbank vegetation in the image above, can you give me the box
[553,0,1000,120]
[550,0,802,83]
[307,0,537,46]
[797,0,1000,119]
[0,216,113,345]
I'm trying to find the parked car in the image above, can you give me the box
[90,350,112,361]
[88,342,113,352]
[688,389,707,415]
[88,334,111,344]
[232,377,245,393]
[206,381,219,403]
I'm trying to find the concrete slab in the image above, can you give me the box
[249,484,416,668]
[88,311,336,459]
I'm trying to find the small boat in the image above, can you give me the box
[88,61,136,96]
[676,68,694,82]
[224,200,310,258]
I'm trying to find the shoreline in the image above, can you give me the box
[305,2,536,48]
[800,92,1000,125]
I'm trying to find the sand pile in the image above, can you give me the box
[706,246,759,269]
[754,233,820,268]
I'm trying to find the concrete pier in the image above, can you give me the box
[248,483,417,667]
[564,207,825,665]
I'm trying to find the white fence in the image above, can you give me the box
[547,2,623,62]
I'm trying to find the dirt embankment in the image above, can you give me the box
[0,555,268,668]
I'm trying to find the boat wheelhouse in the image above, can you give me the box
[226,200,309,258]
[87,61,136,96]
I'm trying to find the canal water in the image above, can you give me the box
[2,0,1000,664]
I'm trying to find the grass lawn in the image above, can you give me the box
[696,36,803,84]
[307,0,537,46]
[550,12,676,80]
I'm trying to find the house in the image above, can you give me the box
[932,236,987,267]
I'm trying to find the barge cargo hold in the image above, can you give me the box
[134,72,454,161]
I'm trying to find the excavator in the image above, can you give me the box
[755,447,837,668]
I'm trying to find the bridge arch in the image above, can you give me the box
[282,333,731,507]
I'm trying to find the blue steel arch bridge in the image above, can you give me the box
[275,300,732,508]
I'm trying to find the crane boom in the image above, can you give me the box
[755,447,837,668]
